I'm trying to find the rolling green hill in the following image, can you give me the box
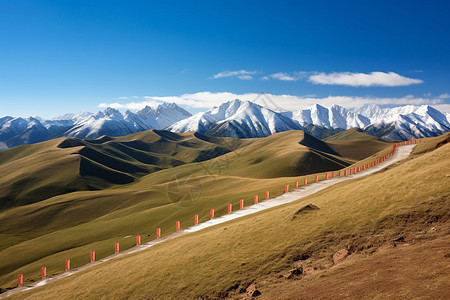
[0,129,393,292]
[7,133,448,300]
[0,130,250,209]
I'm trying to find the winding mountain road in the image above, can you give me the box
[0,144,416,299]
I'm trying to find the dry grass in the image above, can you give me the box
[8,137,449,299]
[0,129,391,290]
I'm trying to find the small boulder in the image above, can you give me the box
[292,204,319,219]
[246,284,261,297]
[333,249,349,264]
[287,267,303,279]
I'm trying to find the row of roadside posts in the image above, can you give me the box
[15,139,420,287]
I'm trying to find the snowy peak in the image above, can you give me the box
[1,100,449,149]
[0,102,193,149]
[293,104,370,130]
[136,105,157,117]
[103,107,122,119]
[64,103,191,139]
[168,99,303,138]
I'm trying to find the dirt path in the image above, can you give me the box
[0,145,416,298]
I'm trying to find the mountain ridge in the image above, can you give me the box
[1,100,449,150]
[0,103,192,149]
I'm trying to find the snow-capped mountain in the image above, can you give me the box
[136,102,193,129]
[65,103,192,139]
[169,101,450,140]
[358,104,450,140]
[1,100,449,150]
[0,103,191,149]
[168,99,304,138]
[292,104,371,130]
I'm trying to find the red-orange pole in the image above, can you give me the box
[17,274,23,287]
[136,235,141,246]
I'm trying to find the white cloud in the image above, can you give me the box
[438,93,450,99]
[309,71,423,87]
[98,100,161,110]
[260,76,270,81]
[237,75,253,80]
[269,71,308,81]
[212,70,258,80]
[270,72,296,81]
[98,92,446,112]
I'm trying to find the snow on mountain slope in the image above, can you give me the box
[64,108,137,139]
[0,117,52,148]
[356,104,450,140]
[168,99,304,138]
[63,103,191,139]
[292,104,370,130]
[1,100,449,149]
[288,103,449,140]
[0,103,191,149]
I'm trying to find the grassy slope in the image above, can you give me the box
[7,135,449,299]
[0,130,250,209]
[324,127,382,141]
[0,130,390,290]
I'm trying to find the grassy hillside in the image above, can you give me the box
[0,130,392,291]
[6,135,449,299]
[0,130,250,209]
[324,127,382,141]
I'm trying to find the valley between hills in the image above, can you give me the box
[0,129,448,299]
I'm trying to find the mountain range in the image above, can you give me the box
[1,100,449,150]
[0,103,192,150]
[168,99,450,140]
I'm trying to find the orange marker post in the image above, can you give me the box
[285,184,289,193]
[115,243,120,253]
[156,228,161,238]
[331,171,334,178]
[338,170,341,176]
[315,175,318,183]
[304,178,307,185]
[41,267,46,279]
[176,221,180,231]
[194,214,199,225]
[17,274,23,287]
[344,170,347,176]
[228,203,232,213]
[295,181,299,189]
[265,190,270,199]
[90,251,95,262]
[65,259,70,271]
[254,195,258,204]
[210,208,214,219]
[136,235,141,246]
[240,199,244,209]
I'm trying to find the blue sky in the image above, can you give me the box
[1,0,450,118]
